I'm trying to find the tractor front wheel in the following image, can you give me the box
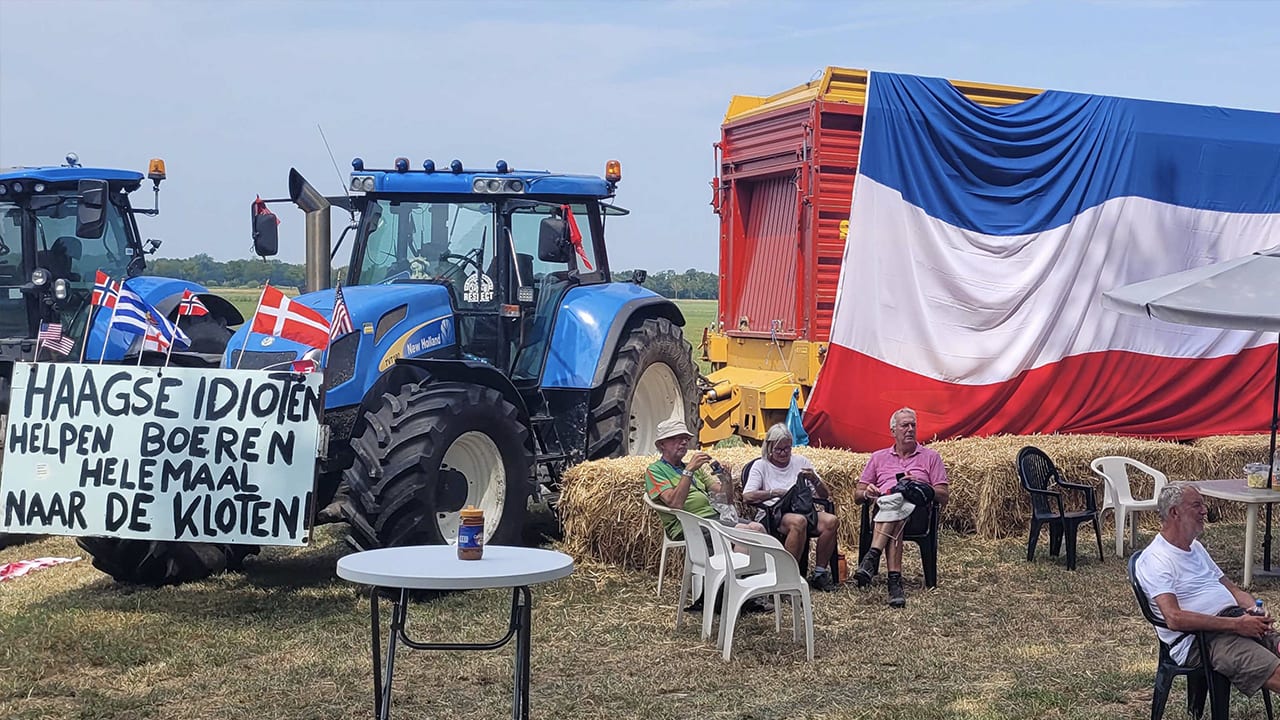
[587,317,699,458]
[341,381,532,551]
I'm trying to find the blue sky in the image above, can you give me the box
[2,0,1277,271]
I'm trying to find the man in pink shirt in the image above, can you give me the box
[853,407,950,607]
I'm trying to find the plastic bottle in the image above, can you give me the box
[458,505,484,560]
[1250,599,1266,616]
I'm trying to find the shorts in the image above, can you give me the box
[1189,630,1280,695]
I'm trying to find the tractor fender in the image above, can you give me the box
[361,357,530,426]
[86,276,242,361]
[541,284,685,390]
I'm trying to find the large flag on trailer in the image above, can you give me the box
[805,72,1280,451]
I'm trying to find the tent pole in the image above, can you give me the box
[1266,335,1280,571]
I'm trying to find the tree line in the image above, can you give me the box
[148,255,719,299]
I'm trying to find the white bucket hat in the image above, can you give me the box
[654,418,694,446]
[875,492,917,523]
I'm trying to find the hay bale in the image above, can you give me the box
[558,434,1258,572]
[1192,434,1275,479]
[558,446,870,574]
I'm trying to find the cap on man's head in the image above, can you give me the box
[654,418,694,446]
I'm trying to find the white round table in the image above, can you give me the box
[337,545,574,720]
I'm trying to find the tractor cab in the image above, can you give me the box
[0,155,166,359]
[340,158,627,383]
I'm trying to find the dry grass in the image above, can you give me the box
[5,519,1280,719]
[561,435,1275,572]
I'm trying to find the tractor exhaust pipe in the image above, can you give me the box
[288,168,331,292]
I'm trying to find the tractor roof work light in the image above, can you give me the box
[351,157,365,171]
[605,159,622,183]
[423,159,436,173]
[450,159,464,173]
[147,158,167,183]
[394,157,410,173]
[496,160,510,174]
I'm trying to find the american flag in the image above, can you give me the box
[177,289,209,317]
[91,270,118,309]
[330,284,354,340]
[38,322,76,356]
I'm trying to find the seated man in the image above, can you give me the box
[1136,484,1280,697]
[644,418,768,612]
[854,406,949,608]
[742,423,840,591]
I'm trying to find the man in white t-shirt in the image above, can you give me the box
[1135,483,1280,696]
[742,424,840,591]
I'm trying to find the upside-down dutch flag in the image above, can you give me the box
[804,72,1280,451]
[250,283,331,350]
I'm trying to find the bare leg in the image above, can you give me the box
[814,512,839,568]
[780,514,808,563]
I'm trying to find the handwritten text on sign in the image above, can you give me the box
[1,363,322,545]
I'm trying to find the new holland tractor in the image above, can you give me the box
[76,157,698,583]
[1,156,241,555]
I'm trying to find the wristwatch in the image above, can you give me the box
[681,469,694,478]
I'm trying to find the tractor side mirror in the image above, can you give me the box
[253,209,279,257]
[538,216,572,263]
[76,179,110,239]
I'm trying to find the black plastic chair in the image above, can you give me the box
[1128,552,1274,720]
[1016,446,1104,570]
[740,458,841,581]
[856,497,940,588]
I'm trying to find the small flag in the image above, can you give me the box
[91,271,118,309]
[290,359,318,373]
[250,283,331,350]
[109,286,154,337]
[149,308,191,351]
[38,322,76,356]
[560,204,593,270]
[141,319,171,353]
[253,195,280,224]
[177,289,209,317]
[330,285,354,340]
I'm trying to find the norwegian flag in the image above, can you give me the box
[177,289,209,317]
[91,270,118,309]
[38,322,76,356]
[330,284,354,340]
[249,283,331,349]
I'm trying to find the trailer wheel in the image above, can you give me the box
[587,316,699,458]
[76,537,258,586]
[342,381,532,551]
[73,329,260,586]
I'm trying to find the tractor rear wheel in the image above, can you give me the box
[587,317,698,458]
[342,381,532,551]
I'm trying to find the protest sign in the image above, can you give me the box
[1,363,322,545]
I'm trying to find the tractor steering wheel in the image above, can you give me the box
[437,251,485,282]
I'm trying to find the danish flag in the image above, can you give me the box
[91,270,118,309]
[249,283,331,349]
[177,289,209,317]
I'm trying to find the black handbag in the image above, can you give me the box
[764,478,819,536]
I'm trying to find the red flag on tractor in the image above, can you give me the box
[177,289,209,317]
[249,283,331,349]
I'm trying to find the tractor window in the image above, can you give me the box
[358,199,497,306]
[508,202,597,279]
[0,203,25,337]
[30,192,131,287]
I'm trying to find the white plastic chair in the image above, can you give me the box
[704,520,814,662]
[1091,456,1168,557]
[641,492,685,597]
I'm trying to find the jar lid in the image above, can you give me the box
[460,505,484,519]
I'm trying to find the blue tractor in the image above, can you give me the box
[0,155,243,560]
[76,157,698,583]
[0,155,242,394]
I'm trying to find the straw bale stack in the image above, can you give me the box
[557,434,1262,572]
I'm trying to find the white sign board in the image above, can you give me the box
[1,362,322,546]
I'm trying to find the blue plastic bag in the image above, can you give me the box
[787,387,810,447]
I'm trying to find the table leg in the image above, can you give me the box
[370,587,382,720]
[1245,505,1259,588]
[370,588,407,720]
[511,586,532,720]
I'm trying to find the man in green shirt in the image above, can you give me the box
[644,419,764,539]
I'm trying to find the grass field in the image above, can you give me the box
[3,519,1276,719]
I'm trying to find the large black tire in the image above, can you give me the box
[74,320,260,586]
[342,381,532,551]
[76,537,258,585]
[587,316,699,459]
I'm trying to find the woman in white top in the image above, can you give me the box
[742,424,841,591]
